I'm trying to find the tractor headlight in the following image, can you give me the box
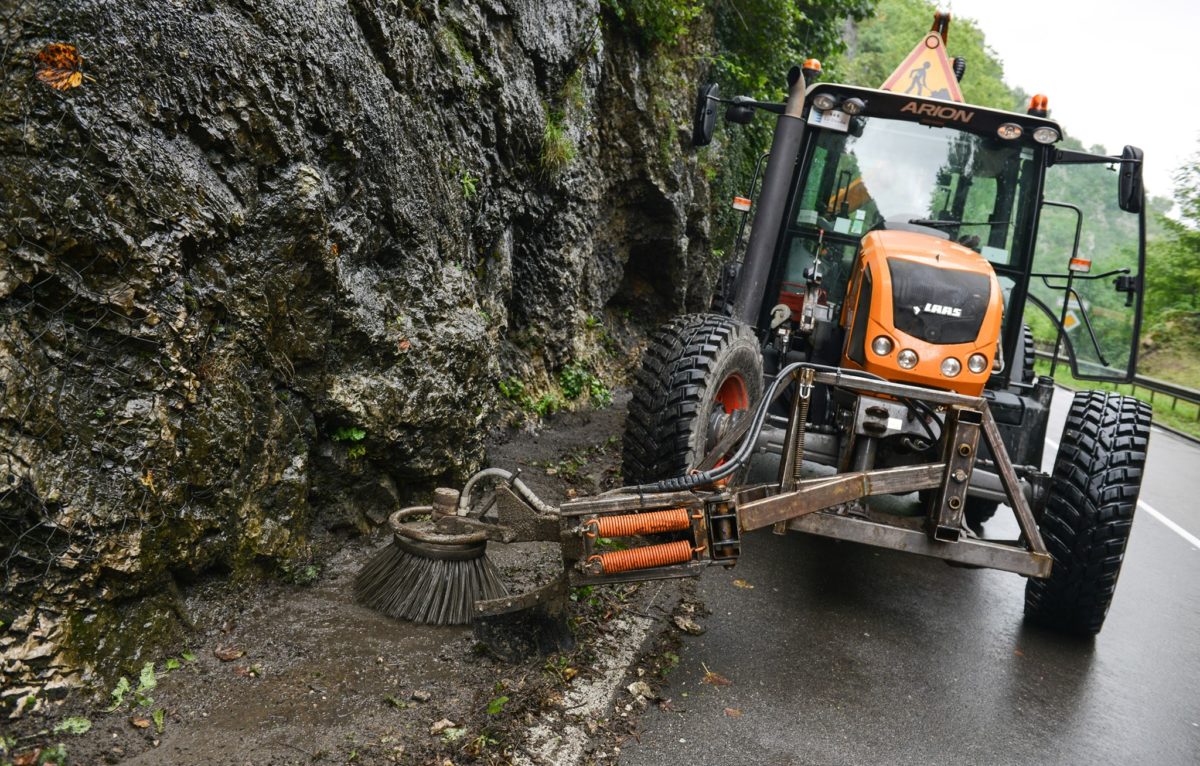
[967,353,989,374]
[841,97,867,115]
[941,357,962,377]
[997,123,1023,140]
[871,335,894,356]
[1032,126,1060,144]
[811,93,839,112]
[897,349,919,369]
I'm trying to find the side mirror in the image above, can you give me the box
[1118,145,1144,214]
[691,83,720,147]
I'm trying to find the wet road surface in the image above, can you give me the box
[623,389,1200,765]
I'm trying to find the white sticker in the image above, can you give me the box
[833,217,851,234]
[980,245,1008,262]
[887,417,903,432]
[807,109,850,133]
[796,210,819,225]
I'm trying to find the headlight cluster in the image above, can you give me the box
[811,93,839,111]
[871,335,990,377]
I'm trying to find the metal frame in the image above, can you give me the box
[718,369,1050,577]
[542,366,1052,588]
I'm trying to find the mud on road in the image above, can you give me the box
[4,394,696,765]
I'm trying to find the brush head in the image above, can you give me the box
[354,535,508,626]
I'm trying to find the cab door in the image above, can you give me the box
[1026,147,1145,382]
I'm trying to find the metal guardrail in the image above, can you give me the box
[1034,349,1200,444]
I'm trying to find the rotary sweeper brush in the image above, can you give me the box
[356,12,1153,641]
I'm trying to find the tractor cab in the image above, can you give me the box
[701,17,1146,396]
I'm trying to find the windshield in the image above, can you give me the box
[792,117,1039,266]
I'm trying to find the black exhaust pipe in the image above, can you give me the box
[732,68,809,327]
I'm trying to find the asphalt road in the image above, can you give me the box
[623,388,1200,765]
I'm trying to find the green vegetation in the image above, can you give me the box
[605,0,704,47]
[540,110,576,176]
[1035,358,1200,439]
[559,363,613,406]
[499,363,612,420]
[53,716,91,735]
[485,695,509,715]
[460,172,478,198]
[498,376,563,417]
[332,426,367,459]
[104,675,131,711]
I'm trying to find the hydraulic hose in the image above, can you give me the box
[456,467,558,517]
[619,363,889,494]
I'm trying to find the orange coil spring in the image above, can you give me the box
[588,540,694,575]
[586,508,691,538]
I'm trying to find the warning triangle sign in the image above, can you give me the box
[881,30,963,103]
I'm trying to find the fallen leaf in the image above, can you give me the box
[562,667,578,682]
[410,689,431,702]
[33,42,88,91]
[398,338,411,352]
[214,646,244,662]
[12,749,40,766]
[701,663,732,687]
[130,716,152,729]
[429,718,456,735]
[673,615,705,635]
[724,707,743,718]
[733,579,754,589]
[1014,649,1025,657]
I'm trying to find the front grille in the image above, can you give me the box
[887,258,990,345]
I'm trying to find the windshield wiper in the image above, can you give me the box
[908,218,1008,229]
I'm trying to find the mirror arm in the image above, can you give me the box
[718,95,787,114]
[1051,148,1139,166]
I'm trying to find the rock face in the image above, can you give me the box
[0,0,718,709]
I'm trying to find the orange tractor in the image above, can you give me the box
[369,13,1150,640]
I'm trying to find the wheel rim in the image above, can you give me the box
[714,373,749,414]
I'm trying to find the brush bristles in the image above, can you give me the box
[354,541,508,626]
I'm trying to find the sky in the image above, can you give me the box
[945,0,1200,204]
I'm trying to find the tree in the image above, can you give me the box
[1145,146,1200,321]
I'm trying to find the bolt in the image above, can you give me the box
[953,469,967,482]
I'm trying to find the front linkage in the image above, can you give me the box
[397,363,1051,644]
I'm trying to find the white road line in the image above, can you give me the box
[1045,437,1200,550]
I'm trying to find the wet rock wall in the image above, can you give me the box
[0,0,717,710]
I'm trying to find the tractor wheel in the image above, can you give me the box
[1023,390,1152,636]
[622,314,763,485]
[1019,323,1036,384]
